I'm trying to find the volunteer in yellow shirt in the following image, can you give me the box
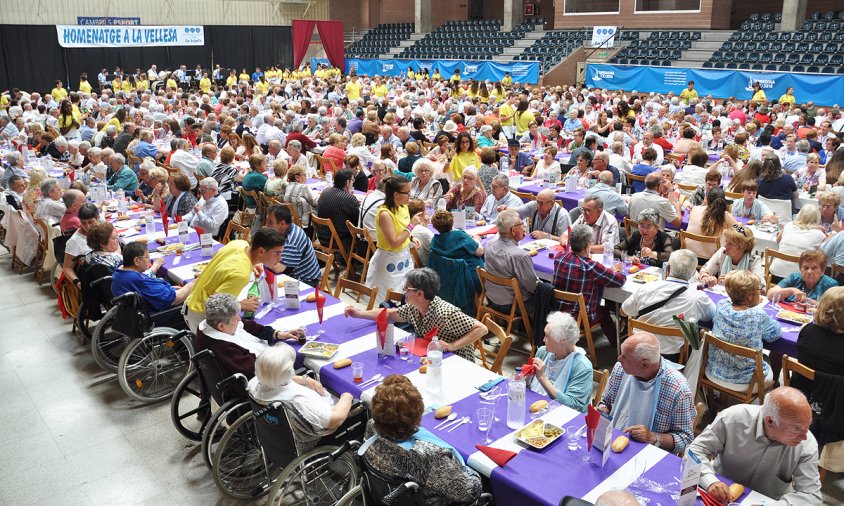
[751,82,767,104]
[51,81,68,102]
[514,100,535,136]
[239,70,250,82]
[371,78,388,98]
[225,71,237,88]
[448,132,481,180]
[679,81,698,105]
[166,76,177,90]
[255,78,269,95]
[501,72,512,86]
[450,69,461,83]
[136,77,149,92]
[78,75,92,94]
[122,79,132,93]
[407,68,416,80]
[779,87,796,106]
[500,94,516,133]
[199,74,212,94]
[345,76,362,101]
[183,229,286,334]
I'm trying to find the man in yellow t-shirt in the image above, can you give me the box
[779,87,796,106]
[501,72,512,86]
[199,73,212,94]
[499,93,517,137]
[183,228,286,333]
[371,77,388,98]
[51,81,68,102]
[679,81,698,105]
[345,75,362,101]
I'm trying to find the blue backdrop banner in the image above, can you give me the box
[311,58,540,84]
[584,64,844,106]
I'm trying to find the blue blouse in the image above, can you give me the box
[707,299,781,385]
[777,273,839,301]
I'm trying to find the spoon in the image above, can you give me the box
[358,373,384,388]
[433,412,457,430]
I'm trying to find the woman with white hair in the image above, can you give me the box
[35,178,66,224]
[1,151,27,188]
[248,345,354,452]
[182,177,228,236]
[347,132,376,167]
[476,124,496,148]
[409,158,443,207]
[526,311,594,413]
[195,293,305,378]
[770,205,826,278]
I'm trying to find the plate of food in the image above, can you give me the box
[156,242,184,254]
[631,271,660,284]
[298,341,340,359]
[514,419,566,450]
[775,310,812,325]
[192,261,211,273]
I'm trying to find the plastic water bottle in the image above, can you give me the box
[325,169,333,187]
[549,164,562,186]
[436,198,447,211]
[603,241,614,267]
[506,372,526,429]
[500,155,509,173]
[426,336,443,397]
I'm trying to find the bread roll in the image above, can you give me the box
[530,400,548,413]
[305,292,316,303]
[434,406,452,419]
[611,435,630,453]
[628,265,640,274]
[475,220,486,226]
[333,358,352,369]
[419,364,428,374]
[729,483,745,501]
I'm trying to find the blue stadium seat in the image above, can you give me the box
[831,54,844,65]
[797,42,809,52]
[838,67,844,74]
[801,54,815,64]
[765,64,778,71]
[784,42,796,51]
[746,41,758,51]
[761,13,771,22]
[749,13,759,21]
[786,53,800,64]
[758,42,769,51]
[773,53,785,63]
[763,22,775,31]
[807,66,820,73]
[822,67,835,74]
[703,61,713,68]
[739,63,750,69]
[816,54,830,65]
[726,62,737,69]
[793,65,806,72]
[714,62,725,68]
[779,64,792,72]
[760,53,773,63]
[806,33,819,42]
[771,42,783,51]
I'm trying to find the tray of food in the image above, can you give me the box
[298,341,340,359]
[775,310,812,325]
[514,419,566,450]
[520,239,557,252]
[192,261,211,273]
[631,271,660,284]
[156,242,185,254]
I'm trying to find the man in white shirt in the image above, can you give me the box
[182,177,229,236]
[480,174,523,222]
[628,172,682,231]
[255,114,274,147]
[632,131,665,166]
[687,387,821,505]
[620,249,715,361]
[572,195,619,253]
[264,119,287,147]
[169,138,200,188]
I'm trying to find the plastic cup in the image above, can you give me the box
[568,431,581,452]
[175,243,183,256]
[399,339,409,361]
[476,407,492,432]
[352,362,364,383]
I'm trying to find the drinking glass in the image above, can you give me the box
[352,362,364,383]
[567,431,581,452]
[476,407,492,432]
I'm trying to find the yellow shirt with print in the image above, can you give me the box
[779,94,795,106]
[502,76,512,86]
[679,88,698,104]
[185,240,254,314]
[255,81,269,95]
[346,81,362,101]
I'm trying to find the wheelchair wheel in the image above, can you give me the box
[213,411,279,500]
[169,370,211,441]
[90,305,130,372]
[333,484,362,506]
[117,328,193,403]
[266,445,359,506]
[201,400,249,470]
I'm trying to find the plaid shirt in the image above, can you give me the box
[599,361,696,455]
[552,251,625,320]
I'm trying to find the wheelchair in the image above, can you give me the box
[212,396,366,501]
[333,440,495,506]
[91,291,194,403]
[75,261,114,346]
[169,349,251,470]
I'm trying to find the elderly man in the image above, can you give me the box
[687,387,821,504]
[480,174,523,221]
[316,169,360,254]
[621,249,715,362]
[779,134,805,175]
[585,170,627,217]
[59,189,86,233]
[195,143,217,179]
[572,196,619,253]
[483,209,540,312]
[598,331,695,455]
[554,223,626,345]
[502,138,535,176]
[181,177,228,236]
[589,151,621,187]
[112,122,136,156]
[265,204,321,287]
[0,116,18,140]
[266,139,288,165]
[47,135,70,161]
[378,126,402,150]
[106,153,139,193]
[507,188,571,241]
[170,138,200,187]
[4,175,25,210]
[285,139,309,170]
[1,151,27,187]
[285,121,317,152]
[111,242,193,311]
[628,172,681,231]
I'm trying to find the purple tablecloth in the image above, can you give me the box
[320,345,426,398]
[704,290,800,356]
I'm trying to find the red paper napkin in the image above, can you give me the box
[475,226,498,237]
[194,225,206,236]
[697,487,722,506]
[777,301,805,314]
[69,170,75,183]
[474,445,517,467]
[264,269,275,300]
[159,200,169,237]
[424,325,439,341]
[585,404,601,451]
[409,338,430,357]
[174,213,182,223]
[376,308,388,350]
[521,363,537,376]
[314,286,325,324]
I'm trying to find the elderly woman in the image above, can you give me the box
[817,191,844,233]
[614,208,673,267]
[22,168,46,215]
[322,133,347,174]
[526,311,593,413]
[248,345,355,453]
[448,131,480,181]
[410,158,443,207]
[154,173,197,218]
[707,270,780,391]
[1,151,27,188]
[794,153,825,192]
[142,166,170,206]
[195,293,305,378]
[212,146,240,202]
[533,146,561,181]
[181,177,229,236]
[367,161,388,193]
[768,250,838,303]
[83,147,107,181]
[345,267,487,361]
[241,153,268,210]
[283,166,317,230]
[359,375,483,505]
[84,221,123,271]
[264,159,289,197]
[476,147,499,194]
[285,139,309,170]
[700,224,764,287]
[770,205,826,278]
[477,124,496,148]
[35,178,66,224]
[443,167,487,212]
[567,151,593,180]
[347,132,376,168]
[396,142,422,180]
[429,210,484,290]
[133,158,157,200]
[106,153,139,193]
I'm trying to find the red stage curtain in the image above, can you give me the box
[315,20,344,71]
[292,19,316,69]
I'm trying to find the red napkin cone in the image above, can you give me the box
[194,225,205,236]
[174,213,182,223]
[264,269,275,301]
[585,404,601,451]
[423,325,439,341]
[474,445,517,467]
[697,487,722,506]
[315,286,325,324]
[69,170,75,183]
[376,308,388,350]
[159,200,169,237]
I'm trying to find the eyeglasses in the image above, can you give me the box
[404,286,421,294]
[395,191,410,195]
[536,200,554,206]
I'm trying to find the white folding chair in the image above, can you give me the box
[758,196,792,222]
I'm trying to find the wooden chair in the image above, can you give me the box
[278,201,303,228]
[384,289,405,305]
[693,401,707,436]
[724,190,743,200]
[409,245,423,268]
[261,193,282,223]
[697,332,768,406]
[476,267,534,356]
[316,154,339,177]
[237,188,259,226]
[512,189,536,202]
[31,216,51,284]
[764,248,801,290]
[334,278,378,310]
[310,214,349,277]
[831,263,844,280]
[314,250,335,293]
[668,153,686,168]
[677,182,698,193]
[623,217,639,240]
[625,172,646,188]
[553,289,599,367]
[345,221,376,283]
[476,314,514,375]
[592,368,609,407]
[221,221,251,245]
[679,229,721,262]
[781,355,829,482]
[629,318,690,365]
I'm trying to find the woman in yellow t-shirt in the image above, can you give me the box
[779,86,796,106]
[199,73,212,94]
[751,82,767,105]
[255,77,269,95]
[166,75,177,90]
[51,80,68,102]
[239,69,250,82]
[78,75,92,94]
[136,77,149,92]
[514,99,535,136]
[448,132,481,180]
[225,71,237,88]
[365,177,424,305]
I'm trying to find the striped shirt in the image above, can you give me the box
[281,224,321,284]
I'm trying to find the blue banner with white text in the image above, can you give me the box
[584,64,844,106]
[311,58,540,84]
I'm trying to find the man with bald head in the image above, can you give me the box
[597,331,695,455]
[506,188,571,241]
[628,172,681,231]
[595,490,641,506]
[59,189,86,233]
[585,170,627,217]
[687,386,821,504]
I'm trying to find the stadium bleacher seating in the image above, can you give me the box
[519,29,638,74]
[611,31,701,67]
[346,23,414,59]
[399,19,541,61]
